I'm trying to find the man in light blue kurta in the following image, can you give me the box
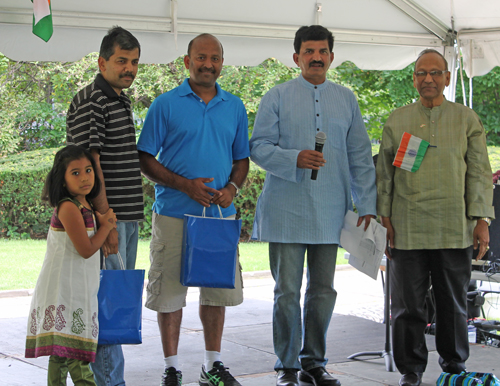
[250,26,377,386]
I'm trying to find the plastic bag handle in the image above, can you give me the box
[202,205,223,219]
[102,251,125,270]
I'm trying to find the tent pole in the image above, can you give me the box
[171,0,178,50]
[444,46,457,103]
[457,37,467,106]
[469,41,474,109]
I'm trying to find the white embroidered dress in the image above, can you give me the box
[26,199,100,362]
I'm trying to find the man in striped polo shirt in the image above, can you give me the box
[66,26,144,386]
[376,49,494,386]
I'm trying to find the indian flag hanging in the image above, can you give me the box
[393,132,430,172]
[32,0,53,42]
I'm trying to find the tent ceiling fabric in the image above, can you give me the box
[0,0,499,76]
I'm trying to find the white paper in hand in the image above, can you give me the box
[340,210,387,280]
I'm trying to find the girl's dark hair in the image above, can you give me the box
[42,145,101,207]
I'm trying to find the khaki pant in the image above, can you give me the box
[145,213,244,313]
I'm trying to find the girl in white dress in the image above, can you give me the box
[25,145,117,386]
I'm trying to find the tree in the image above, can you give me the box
[455,67,500,145]
[217,58,299,130]
[0,53,97,155]
[2,51,500,155]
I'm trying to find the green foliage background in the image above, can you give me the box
[1,52,500,239]
[2,51,500,156]
[0,149,56,239]
[455,68,500,145]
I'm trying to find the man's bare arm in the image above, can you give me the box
[90,149,118,256]
[90,149,110,213]
[380,216,394,259]
[473,219,490,260]
[229,158,250,189]
[212,158,250,208]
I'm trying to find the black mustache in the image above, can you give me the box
[309,61,324,67]
[120,72,135,79]
[200,67,216,73]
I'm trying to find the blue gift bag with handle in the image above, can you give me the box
[97,252,145,345]
[181,206,241,289]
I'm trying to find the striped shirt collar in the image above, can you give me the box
[94,73,131,105]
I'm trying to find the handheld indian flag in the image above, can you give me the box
[32,0,53,42]
[393,132,429,172]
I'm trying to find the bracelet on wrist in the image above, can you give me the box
[228,181,240,197]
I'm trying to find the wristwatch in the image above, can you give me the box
[479,217,492,226]
[228,181,240,197]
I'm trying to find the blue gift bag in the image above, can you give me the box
[97,253,145,345]
[181,206,241,288]
[461,372,500,386]
[436,372,483,385]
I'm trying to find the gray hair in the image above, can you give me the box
[415,49,448,71]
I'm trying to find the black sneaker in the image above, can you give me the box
[199,361,242,386]
[161,367,182,386]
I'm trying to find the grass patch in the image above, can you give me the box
[0,239,47,291]
[0,239,347,291]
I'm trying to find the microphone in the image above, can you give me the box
[311,131,327,180]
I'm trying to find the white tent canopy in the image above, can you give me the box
[1,0,500,95]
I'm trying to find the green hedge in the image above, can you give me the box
[3,146,498,240]
[0,148,57,238]
[234,163,266,240]
[0,148,265,240]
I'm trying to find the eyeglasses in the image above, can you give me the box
[414,70,449,78]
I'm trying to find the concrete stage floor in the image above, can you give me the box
[1,267,499,386]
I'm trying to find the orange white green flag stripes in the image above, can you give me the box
[392,132,430,172]
[31,0,53,42]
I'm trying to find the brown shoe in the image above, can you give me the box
[298,367,341,386]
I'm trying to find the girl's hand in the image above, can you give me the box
[96,208,117,231]
[58,201,115,259]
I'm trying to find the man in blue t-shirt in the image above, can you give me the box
[137,33,249,386]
